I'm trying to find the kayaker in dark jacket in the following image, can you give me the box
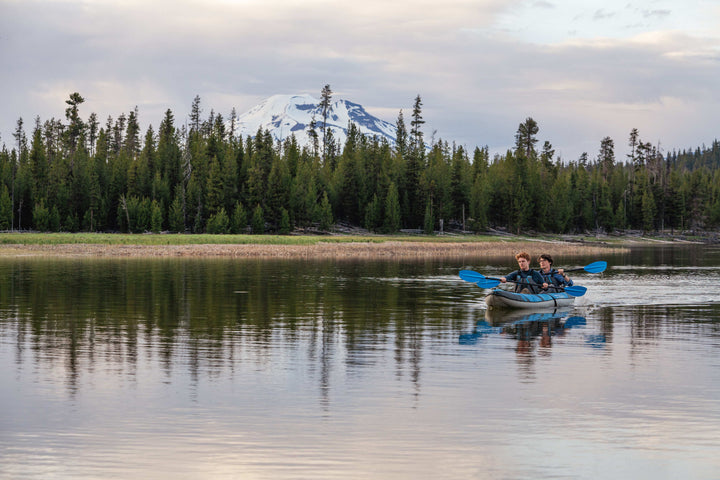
[500,252,547,294]
[537,254,573,291]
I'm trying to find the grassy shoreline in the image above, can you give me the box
[0,232,636,259]
[0,232,515,246]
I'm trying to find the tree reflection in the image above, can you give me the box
[0,257,468,401]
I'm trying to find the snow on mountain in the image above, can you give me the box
[235,94,397,148]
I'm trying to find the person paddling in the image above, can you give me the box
[537,254,573,291]
[500,252,548,294]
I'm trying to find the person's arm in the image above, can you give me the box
[531,270,548,290]
[556,269,573,286]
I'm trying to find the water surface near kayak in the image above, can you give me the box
[1,245,719,479]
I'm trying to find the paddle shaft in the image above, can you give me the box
[504,281,586,296]
[561,261,607,273]
[459,270,585,295]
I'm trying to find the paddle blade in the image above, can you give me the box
[583,261,607,273]
[476,279,500,289]
[563,316,587,328]
[459,270,486,282]
[565,285,587,296]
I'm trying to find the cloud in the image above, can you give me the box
[1,0,719,161]
[532,0,555,8]
[593,9,617,20]
[642,9,672,19]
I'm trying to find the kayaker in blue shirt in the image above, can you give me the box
[500,252,548,294]
[537,254,573,291]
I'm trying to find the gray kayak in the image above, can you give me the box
[485,288,576,309]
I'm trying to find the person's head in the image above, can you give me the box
[538,254,553,271]
[515,252,531,271]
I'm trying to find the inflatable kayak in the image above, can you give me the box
[484,288,576,309]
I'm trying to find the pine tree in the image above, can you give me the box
[158,109,181,188]
[231,202,247,233]
[266,155,290,225]
[450,145,471,224]
[64,92,85,154]
[29,120,49,202]
[289,156,317,227]
[410,95,425,152]
[229,107,238,139]
[364,194,381,232]
[320,84,333,162]
[307,115,319,159]
[87,112,99,155]
[615,197,627,231]
[207,207,230,234]
[598,136,615,182]
[190,95,202,133]
[395,110,408,159]
[169,190,185,232]
[279,207,291,234]
[14,117,27,157]
[383,182,401,233]
[205,156,224,217]
[0,185,12,230]
[515,117,539,158]
[423,199,434,234]
[251,204,265,234]
[33,199,50,231]
[317,192,333,231]
[641,186,657,232]
[124,107,141,159]
[150,199,163,232]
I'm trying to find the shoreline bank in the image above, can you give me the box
[0,240,626,259]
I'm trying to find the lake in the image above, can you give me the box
[1,245,719,479]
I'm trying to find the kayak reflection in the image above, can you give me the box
[459,308,587,347]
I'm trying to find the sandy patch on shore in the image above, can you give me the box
[0,241,624,259]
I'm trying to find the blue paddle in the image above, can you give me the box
[564,261,607,273]
[562,285,587,296]
[459,270,498,283]
[459,270,587,296]
[475,278,501,289]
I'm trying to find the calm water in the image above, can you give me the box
[1,246,719,479]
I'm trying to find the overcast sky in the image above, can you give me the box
[1,0,719,161]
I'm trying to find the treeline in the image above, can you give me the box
[1,92,719,234]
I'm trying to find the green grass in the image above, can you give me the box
[0,232,516,246]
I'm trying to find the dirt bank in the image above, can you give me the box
[0,241,624,259]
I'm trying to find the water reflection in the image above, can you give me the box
[0,257,477,400]
[460,308,591,378]
[3,253,720,479]
[460,308,583,343]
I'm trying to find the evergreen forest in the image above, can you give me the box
[1,92,719,235]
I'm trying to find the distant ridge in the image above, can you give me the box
[235,94,397,148]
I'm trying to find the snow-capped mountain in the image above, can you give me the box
[235,94,397,148]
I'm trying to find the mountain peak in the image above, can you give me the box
[235,94,397,148]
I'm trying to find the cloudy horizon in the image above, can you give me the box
[1,0,719,161]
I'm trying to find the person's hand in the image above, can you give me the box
[558,268,564,275]
[542,282,548,289]
[500,277,507,283]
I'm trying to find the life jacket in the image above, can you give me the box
[541,268,562,286]
[513,269,541,294]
